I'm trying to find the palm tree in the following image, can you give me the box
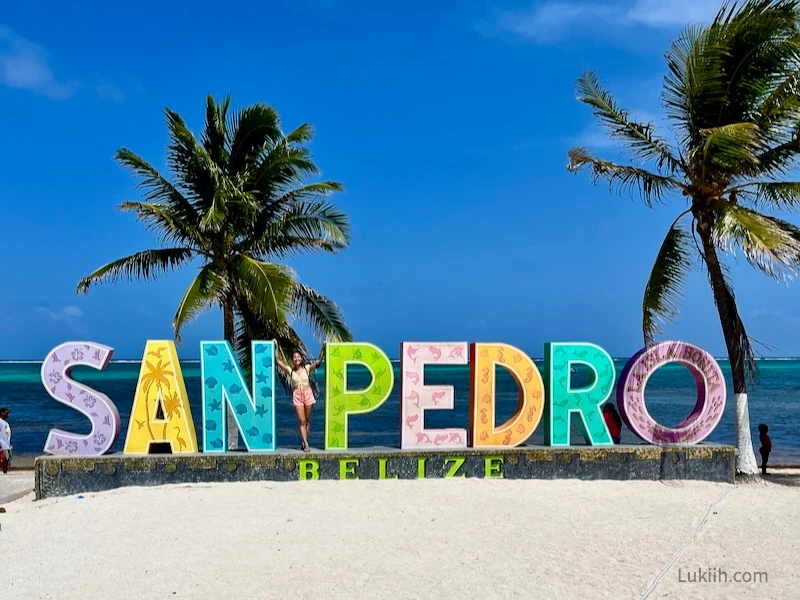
[567,0,800,475]
[78,95,352,449]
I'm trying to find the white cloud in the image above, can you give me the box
[490,2,612,44]
[35,305,84,329]
[61,306,83,318]
[574,127,618,149]
[627,0,722,27]
[0,25,130,102]
[749,309,800,324]
[93,79,126,103]
[483,0,724,44]
[0,26,77,100]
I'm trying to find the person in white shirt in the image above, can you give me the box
[0,407,11,473]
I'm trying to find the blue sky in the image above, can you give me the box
[2,0,800,360]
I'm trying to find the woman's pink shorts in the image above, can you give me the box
[292,387,316,407]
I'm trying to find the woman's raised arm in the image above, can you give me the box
[308,342,327,372]
[275,352,292,375]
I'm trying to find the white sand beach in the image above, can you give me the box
[1,473,798,600]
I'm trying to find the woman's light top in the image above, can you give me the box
[291,365,311,389]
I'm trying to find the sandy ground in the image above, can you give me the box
[0,472,798,600]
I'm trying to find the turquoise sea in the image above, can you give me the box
[1,359,798,462]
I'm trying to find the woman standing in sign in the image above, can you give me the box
[277,344,326,452]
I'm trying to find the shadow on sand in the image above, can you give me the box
[762,471,800,488]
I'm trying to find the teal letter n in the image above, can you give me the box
[201,340,276,452]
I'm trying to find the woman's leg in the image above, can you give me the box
[304,404,314,447]
[294,404,308,449]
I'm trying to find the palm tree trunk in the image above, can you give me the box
[697,224,759,475]
[223,296,239,451]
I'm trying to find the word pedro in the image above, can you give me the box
[40,339,726,457]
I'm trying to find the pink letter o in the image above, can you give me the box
[617,342,726,445]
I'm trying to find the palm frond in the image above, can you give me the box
[247,198,351,258]
[76,248,194,294]
[706,1,800,127]
[202,94,231,167]
[753,130,800,176]
[699,122,766,169]
[232,255,295,323]
[286,123,314,144]
[291,284,352,343]
[114,148,200,224]
[663,0,800,146]
[567,147,684,206]
[662,23,728,147]
[234,300,310,395]
[273,181,345,204]
[729,180,800,210]
[227,103,282,176]
[713,202,800,280]
[754,66,800,138]
[575,72,682,173]
[250,142,321,192]
[202,186,258,232]
[118,201,208,249]
[173,264,225,343]
[239,182,346,253]
[643,215,694,345]
[165,107,231,218]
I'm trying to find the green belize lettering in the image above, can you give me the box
[378,457,398,480]
[417,456,426,479]
[339,458,360,480]
[445,456,466,478]
[485,456,504,478]
[299,459,319,481]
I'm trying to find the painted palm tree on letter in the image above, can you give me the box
[78,95,352,449]
[568,0,800,474]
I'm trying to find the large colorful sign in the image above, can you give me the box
[40,339,726,457]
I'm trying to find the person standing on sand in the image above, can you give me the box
[758,423,772,476]
[602,403,622,444]
[0,407,12,473]
[276,344,326,453]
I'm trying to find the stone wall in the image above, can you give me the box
[34,444,735,498]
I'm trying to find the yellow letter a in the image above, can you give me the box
[123,340,198,454]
